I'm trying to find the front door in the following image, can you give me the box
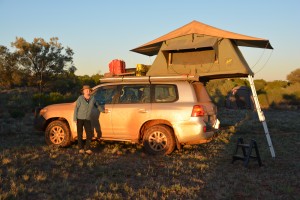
[92,85,118,138]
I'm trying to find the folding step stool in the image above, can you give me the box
[232,138,262,167]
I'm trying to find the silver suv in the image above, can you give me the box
[34,76,219,155]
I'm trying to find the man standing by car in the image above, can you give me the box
[73,85,102,155]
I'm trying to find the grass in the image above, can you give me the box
[0,109,300,199]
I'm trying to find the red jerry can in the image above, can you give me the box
[109,59,126,75]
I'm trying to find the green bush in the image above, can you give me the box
[207,79,300,110]
[7,93,31,118]
[257,94,270,109]
[8,109,25,119]
[254,79,267,94]
[265,80,288,90]
[32,92,77,107]
[206,79,251,106]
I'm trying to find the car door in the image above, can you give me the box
[111,84,151,140]
[92,85,118,138]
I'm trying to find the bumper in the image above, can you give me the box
[181,129,218,145]
[173,117,219,145]
[190,129,218,144]
[34,115,46,131]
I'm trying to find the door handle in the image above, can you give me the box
[138,109,148,113]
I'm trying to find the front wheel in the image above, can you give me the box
[143,125,176,155]
[45,120,71,147]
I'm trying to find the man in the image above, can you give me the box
[73,85,102,155]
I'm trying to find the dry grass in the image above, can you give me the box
[0,109,299,199]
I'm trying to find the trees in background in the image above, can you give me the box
[0,46,27,88]
[1,37,299,109]
[0,37,83,94]
[287,68,300,84]
[11,37,76,92]
[206,76,299,109]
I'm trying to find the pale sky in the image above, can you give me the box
[1,0,299,81]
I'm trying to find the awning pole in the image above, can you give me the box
[248,75,276,158]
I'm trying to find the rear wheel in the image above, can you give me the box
[143,125,175,155]
[45,120,71,147]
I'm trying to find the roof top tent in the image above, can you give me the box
[130,20,275,158]
[131,20,272,81]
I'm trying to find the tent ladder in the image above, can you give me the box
[248,75,275,158]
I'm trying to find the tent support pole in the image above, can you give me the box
[248,75,275,158]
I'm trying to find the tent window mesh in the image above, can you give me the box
[169,49,216,65]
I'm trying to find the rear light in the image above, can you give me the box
[191,105,205,117]
[203,126,207,132]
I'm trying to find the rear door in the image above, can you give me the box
[111,84,151,140]
[150,84,186,122]
[192,82,218,128]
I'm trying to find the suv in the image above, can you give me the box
[34,76,219,155]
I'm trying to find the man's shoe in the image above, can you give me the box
[79,149,84,154]
[85,150,93,155]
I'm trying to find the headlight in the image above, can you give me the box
[40,108,48,115]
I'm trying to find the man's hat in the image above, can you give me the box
[81,85,92,91]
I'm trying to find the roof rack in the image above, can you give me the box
[99,75,200,83]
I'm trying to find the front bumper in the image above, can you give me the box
[34,114,46,131]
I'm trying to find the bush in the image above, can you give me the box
[206,79,250,107]
[207,79,300,110]
[256,82,300,109]
[254,79,267,94]
[8,109,25,119]
[257,94,270,109]
[287,68,300,84]
[32,92,77,107]
[264,80,288,90]
[7,92,31,118]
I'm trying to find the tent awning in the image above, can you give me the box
[162,37,218,51]
[131,20,273,56]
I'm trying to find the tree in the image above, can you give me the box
[77,75,97,87]
[287,68,300,84]
[91,73,103,85]
[0,45,23,88]
[11,37,76,92]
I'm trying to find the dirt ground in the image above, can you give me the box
[0,108,299,199]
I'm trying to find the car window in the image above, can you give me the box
[118,85,150,104]
[94,85,118,104]
[154,84,178,103]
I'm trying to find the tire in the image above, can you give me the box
[143,125,176,155]
[45,120,71,147]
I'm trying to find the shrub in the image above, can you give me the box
[207,79,252,107]
[7,93,31,118]
[8,109,25,119]
[257,94,270,109]
[287,68,300,84]
[264,80,288,90]
[254,79,267,94]
[32,92,77,107]
[207,78,300,110]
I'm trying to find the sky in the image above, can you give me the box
[0,0,299,81]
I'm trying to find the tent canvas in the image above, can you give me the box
[131,20,273,80]
[131,20,275,158]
